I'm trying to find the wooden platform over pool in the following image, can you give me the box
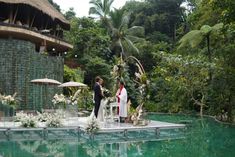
[0,117,185,134]
[76,117,185,133]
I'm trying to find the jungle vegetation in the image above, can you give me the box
[51,0,235,122]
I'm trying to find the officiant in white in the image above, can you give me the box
[116,79,128,123]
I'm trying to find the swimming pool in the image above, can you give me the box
[0,114,234,157]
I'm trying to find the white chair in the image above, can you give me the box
[109,102,119,122]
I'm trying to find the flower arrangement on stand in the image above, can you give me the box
[66,96,78,106]
[130,62,150,126]
[0,93,18,108]
[0,93,18,117]
[111,56,150,126]
[52,93,78,109]
[52,94,66,109]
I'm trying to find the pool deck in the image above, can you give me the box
[0,117,185,133]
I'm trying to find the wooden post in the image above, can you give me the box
[12,5,19,24]
[39,40,47,53]
[56,25,60,37]
[155,128,160,137]
[43,128,48,139]
[26,10,30,26]
[123,129,128,137]
[42,40,47,48]
[77,127,81,135]
[9,6,13,24]
[4,128,11,140]
[45,18,49,30]
[30,14,36,28]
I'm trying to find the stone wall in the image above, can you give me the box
[0,39,63,111]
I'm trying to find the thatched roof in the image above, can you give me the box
[0,0,70,29]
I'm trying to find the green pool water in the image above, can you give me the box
[0,114,235,157]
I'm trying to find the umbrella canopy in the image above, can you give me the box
[30,78,61,85]
[58,81,87,88]
[30,78,61,110]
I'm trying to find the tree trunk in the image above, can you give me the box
[207,35,211,63]
[227,94,233,122]
[207,35,212,81]
[200,104,203,117]
[173,23,176,43]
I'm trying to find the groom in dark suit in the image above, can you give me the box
[93,76,103,118]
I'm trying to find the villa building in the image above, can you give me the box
[0,0,73,114]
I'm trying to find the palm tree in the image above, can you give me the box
[178,23,223,80]
[109,8,145,57]
[89,1,145,58]
[89,0,114,31]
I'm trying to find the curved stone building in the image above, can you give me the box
[0,0,73,114]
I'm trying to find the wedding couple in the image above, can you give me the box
[93,76,128,123]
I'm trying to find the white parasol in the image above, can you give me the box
[31,78,61,85]
[30,78,61,110]
[58,81,87,88]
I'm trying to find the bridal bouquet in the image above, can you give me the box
[103,88,111,98]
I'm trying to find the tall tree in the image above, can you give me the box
[89,0,114,31]
[109,8,145,56]
[64,8,76,20]
[64,17,112,86]
[146,0,185,41]
[89,1,144,57]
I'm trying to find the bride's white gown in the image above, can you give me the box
[90,99,109,122]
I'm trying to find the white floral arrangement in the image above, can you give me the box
[46,110,64,128]
[37,111,51,122]
[52,94,78,108]
[71,100,78,106]
[52,94,66,108]
[14,110,64,128]
[66,97,78,106]
[20,114,37,128]
[46,113,62,128]
[14,111,27,122]
[52,94,66,104]
[0,93,18,108]
[15,111,37,127]
[85,116,100,134]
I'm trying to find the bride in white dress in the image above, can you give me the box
[97,98,109,121]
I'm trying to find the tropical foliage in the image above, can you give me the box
[50,0,235,122]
